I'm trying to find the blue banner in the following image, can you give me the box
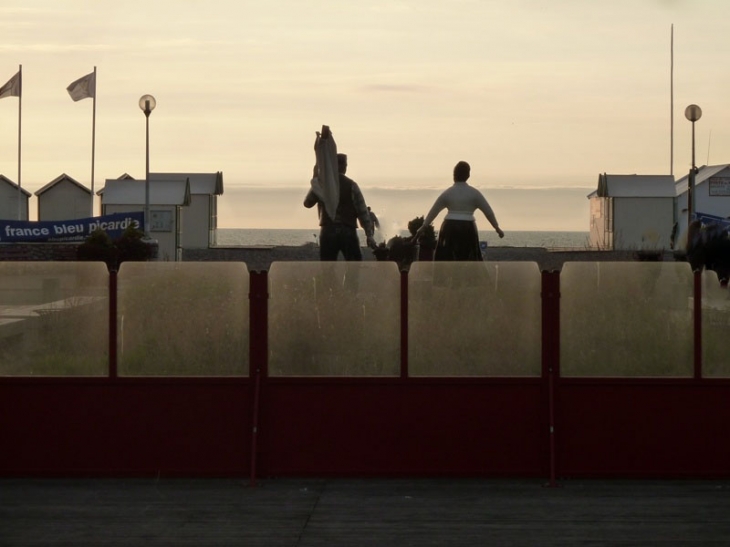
[0,212,144,243]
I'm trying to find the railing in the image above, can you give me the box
[1,260,729,480]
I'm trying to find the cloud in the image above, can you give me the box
[0,7,53,15]
[368,2,415,14]
[359,84,433,93]
[0,43,116,53]
[145,38,236,49]
[0,37,234,54]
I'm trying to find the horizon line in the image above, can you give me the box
[224,184,595,192]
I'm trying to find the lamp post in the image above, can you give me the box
[684,104,702,229]
[139,94,156,238]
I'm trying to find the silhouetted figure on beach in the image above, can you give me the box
[415,161,504,261]
[305,153,377,261]
[368,207,380,231]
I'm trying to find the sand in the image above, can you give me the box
[183,244,678,272]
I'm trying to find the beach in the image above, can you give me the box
[183,244,674,272]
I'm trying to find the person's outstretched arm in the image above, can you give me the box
[415,195,446,237]
[475,192,504,238]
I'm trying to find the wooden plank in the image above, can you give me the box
[2,479,730,546]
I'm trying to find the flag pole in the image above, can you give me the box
[670,24,674,177]
[17,64,22,220]
[91,65,97,217]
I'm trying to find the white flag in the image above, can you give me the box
[67,71,95,102]
[0,71,21,99]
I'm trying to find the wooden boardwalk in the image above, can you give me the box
[2,478,730,546]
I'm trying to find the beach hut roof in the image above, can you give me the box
[592,174,676,198]
[100,178,191,206]
[150,172,223,195]
[96,173,138,195]
[674,164,730,194]
[0,175,32,196]
[34,173,90,196]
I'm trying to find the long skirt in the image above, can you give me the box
[434,219,482,261]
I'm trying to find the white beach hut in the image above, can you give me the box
[674,164,730,245]
[0,175,31,220]
[35,173,92,221]
[588,173,676,251]
[99,177,191,261]
[150,172,223,249]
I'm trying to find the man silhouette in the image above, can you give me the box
[305,153,377,261]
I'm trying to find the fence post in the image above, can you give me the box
[693,270,702,379]
[541,270,560,487]
[109,270,117,379]
[248,270,268,487]
[400,270,409,380]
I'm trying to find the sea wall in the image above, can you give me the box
[0,243,79,262]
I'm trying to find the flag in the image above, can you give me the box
[0,71,21,99]
[67,71,95,102]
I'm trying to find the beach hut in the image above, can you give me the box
[99,177,191,261]
[674,164,730,245]
[150,172,223,249]
[588,173,675,251]
[0,175,31,220]
[34,173,92,221]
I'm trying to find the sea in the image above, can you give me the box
[213,185,595,248]
[216,229,590,249]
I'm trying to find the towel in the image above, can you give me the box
[312,126,340,221]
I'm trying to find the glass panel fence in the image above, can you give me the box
[117,262,249,376]
[0,261,109,376]
[268,262,400,376]
[408,262,542,377]
[701,271,730,378]
[561,262,693,377]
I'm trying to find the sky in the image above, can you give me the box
[2,0,730,230]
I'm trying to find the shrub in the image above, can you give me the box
[76,229,118,270]
[115,225,154,265]
[77,225,154,271]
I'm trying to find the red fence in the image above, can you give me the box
[1,268,729,480]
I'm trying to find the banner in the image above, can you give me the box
[0,212,144,243]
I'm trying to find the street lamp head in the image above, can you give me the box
[684,104,702,123]
[138,94,156,116]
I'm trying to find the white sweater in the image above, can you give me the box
[423,181,500,229]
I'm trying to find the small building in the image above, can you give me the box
[674,164,730,244]
[150,172,223,248]
[588,173,676,251]
[0,175,31,220]
[34,173,92,221]
[99,177,191,261]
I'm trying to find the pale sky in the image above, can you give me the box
[2,1,730,228]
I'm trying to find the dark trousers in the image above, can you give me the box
[319,224,362,261]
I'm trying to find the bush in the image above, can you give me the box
[77,225,154,271]
[76,229,118,270]
[115,225,154,265]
